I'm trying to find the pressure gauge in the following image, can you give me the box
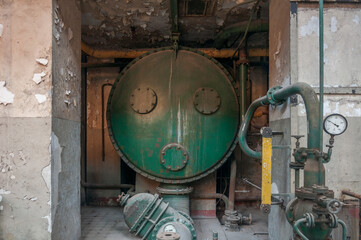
[323,114,348,136]
[163,224,177,233]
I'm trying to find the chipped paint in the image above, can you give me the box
[51,132,62,223]
[35,94,47,104]
[299,98,361,117]
[299,16,319,37]
[33,72,46,84]
[42,164,51,191]
[0,81,14,105]
[0,189,11,195]
[36,58,49,66]
[330,16,338,32]
[324,43,328,50]
[42,214,52,233]
[68,27,73,41]
[353,15,359,24]
[271,182,279,194]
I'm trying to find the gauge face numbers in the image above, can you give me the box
[323,114,348,136]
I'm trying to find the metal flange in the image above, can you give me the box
[266,86,285,106]
[159,143,189,172]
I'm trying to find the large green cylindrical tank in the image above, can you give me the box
[107,47,240,183]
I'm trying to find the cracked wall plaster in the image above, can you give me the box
[36,58,49,66]
[35,94,47,103]
[0,81,14,105]
[33,72,47,84]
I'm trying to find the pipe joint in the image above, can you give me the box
[266,86,285,106]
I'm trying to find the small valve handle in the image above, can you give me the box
[291,135,305,148]
[326,199,342,214]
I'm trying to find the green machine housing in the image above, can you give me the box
[107,47,240,183]
[107,47,240,239]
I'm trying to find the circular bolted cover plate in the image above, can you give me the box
[130,87,157,114]
[193,87,221,115]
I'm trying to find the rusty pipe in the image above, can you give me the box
[342,189,361,200]
[81,42,268,59]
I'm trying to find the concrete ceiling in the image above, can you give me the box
[81,0,269,49]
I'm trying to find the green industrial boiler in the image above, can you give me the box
[107,47,240,239]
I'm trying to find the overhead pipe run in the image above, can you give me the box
[214,20,269,49]
[81,42,268,59]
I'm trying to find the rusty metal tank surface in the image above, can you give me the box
[107,47,240,183]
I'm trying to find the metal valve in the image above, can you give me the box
[326,199,342,214]
[291,135,305,149]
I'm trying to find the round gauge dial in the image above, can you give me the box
[163,224,177,233]
[323,114,348,136]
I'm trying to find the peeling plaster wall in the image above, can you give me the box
[81,0,268,48]
[268,0,293,239]
[292,4,361,198]
[0,0,52,239]
[51,0,81,239]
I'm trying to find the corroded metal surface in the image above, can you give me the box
[107,47,239,183]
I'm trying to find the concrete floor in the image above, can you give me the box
[81,207,268,240]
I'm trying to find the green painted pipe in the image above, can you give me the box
[293,218,309,240]
[240,64,247,120]
[214,20,269,49]
[319,0,324,153]
[170,0,178,33]
[337,219,348,240]
[239,82,321,159]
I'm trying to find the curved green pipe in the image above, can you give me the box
[293,218,309,240]
[214,20,269,49]
[239,82,320,159]
[337,219,348,240]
